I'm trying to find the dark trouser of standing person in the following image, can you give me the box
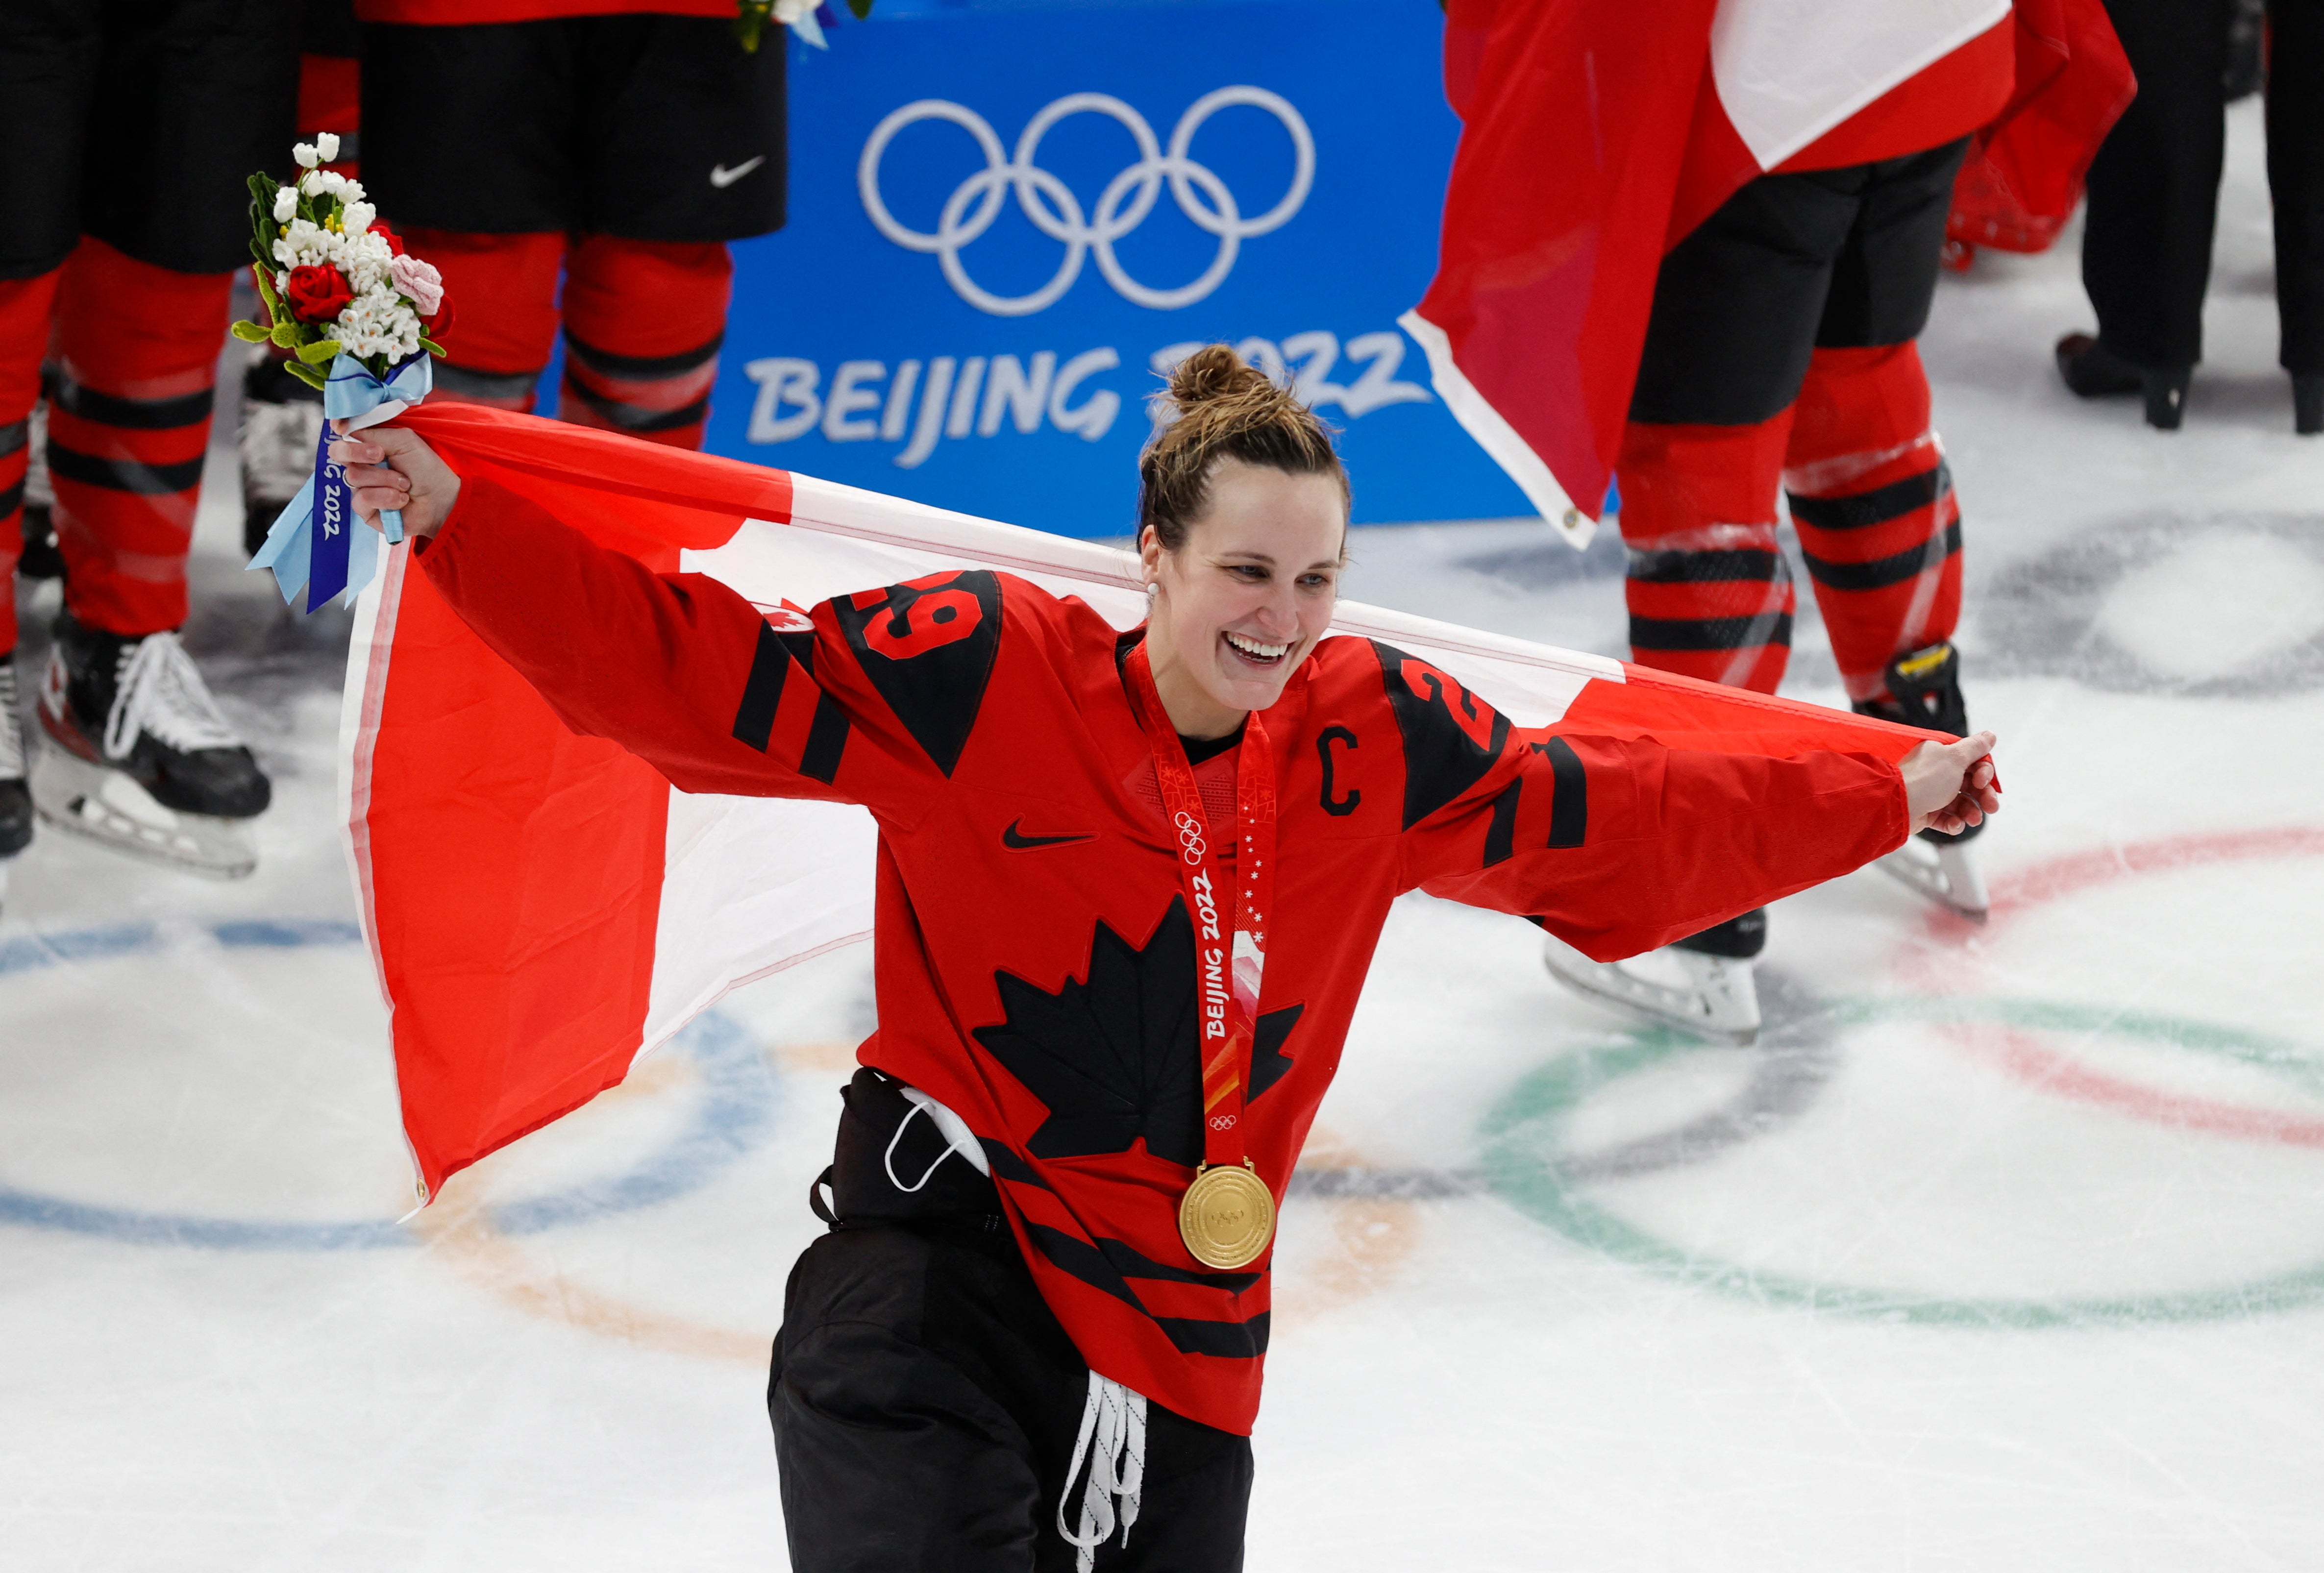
[771,1069,1255,1572]
[2060,0,2324,432]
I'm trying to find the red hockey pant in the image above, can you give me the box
[0,238,234,651]
[1619,343,1963,702]
[405,229,732,450]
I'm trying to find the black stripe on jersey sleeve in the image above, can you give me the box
[731,622,791,750]
[1482,778,1521,868]
[1627,611,1794,652]
[1538,737,1588,848]
[1785,461,1950,531]
[1801,519,1962,592]
[798,693,851,784]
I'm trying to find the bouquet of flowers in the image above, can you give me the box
[734,0,871,52]
[235,135,452,612]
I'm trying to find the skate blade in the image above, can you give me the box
[1542,935,1761,1045]
[1876,838,1989,921]
[28,748,257,881]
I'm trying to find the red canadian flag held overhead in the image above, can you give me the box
[1401,0,2128,548]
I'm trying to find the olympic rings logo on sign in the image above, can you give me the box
[859,88,1316,318]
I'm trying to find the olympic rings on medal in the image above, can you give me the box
[858,88,1316,317]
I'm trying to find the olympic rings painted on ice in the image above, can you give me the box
[0,919,778,1251]
[858,88,1315,317]
[1482,996,2324,1328]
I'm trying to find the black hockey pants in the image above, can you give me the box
[769,1070,1254,1572]
[2083,0,2324,374]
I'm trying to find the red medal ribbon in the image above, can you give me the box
[1123,640,1278,1176]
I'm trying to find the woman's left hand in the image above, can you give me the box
[1900,730,2001,836]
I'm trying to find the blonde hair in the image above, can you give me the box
[1137,344,1349,551]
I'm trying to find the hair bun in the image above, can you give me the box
[1163,342,1272,413]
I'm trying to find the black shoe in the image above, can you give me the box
[2055,333,2141,396]
[1672,907,1767,960]
[2055,333,2190,430]
[2297,375,2323,438]
[1853,641,1984,845]
[39,611,271,818]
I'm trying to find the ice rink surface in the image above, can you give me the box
[8,101,2324,1571]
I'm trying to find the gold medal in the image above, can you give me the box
[1178,1160,1275,1270]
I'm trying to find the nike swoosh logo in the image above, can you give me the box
[1003,818,1093,851]
[709,156,766,189]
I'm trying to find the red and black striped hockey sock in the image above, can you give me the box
[1616,415,1795,694]
[0,267,63,654]
[559,236,732,450]
[1782,343,1964,706]
[398,227,564,413]
[46,239,232,638]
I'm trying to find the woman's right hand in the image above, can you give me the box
[330,424,461,539]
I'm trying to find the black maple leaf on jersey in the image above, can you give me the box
[974,899,1306,1168]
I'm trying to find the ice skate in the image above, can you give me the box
[30,611,270,880]
[239,352,325,558]
[0,655,30,915]
[1542,909,1764,1045]
[1853,640,1989,921]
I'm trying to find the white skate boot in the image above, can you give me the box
[1542,909,1765,1045]
[31,612,270,879]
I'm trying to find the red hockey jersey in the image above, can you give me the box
[416,473,1910,1433]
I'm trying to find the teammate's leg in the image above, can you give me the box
[0,270,62,870]
[1785,140,1967,710]
[558,235,731,449]
[393,228,564,413]
[1620,168,1861,695]
[1546,168,1862,1038]
[1789,140,1986,914]
[1785,344,1963,706]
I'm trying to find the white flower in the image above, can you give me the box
[316,131,341,163]
[327,283,424,363]
[272,187,297,222]
[294,142,320,169]
[340,200,375,237]
[772,0,815,19]
[302,169,349,201]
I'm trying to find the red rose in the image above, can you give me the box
[425,291,456,340]
[284,264,354,323]
[376,225,406,257]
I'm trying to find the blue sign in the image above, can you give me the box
[704,0,1532,538]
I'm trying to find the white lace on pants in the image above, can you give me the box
[1057,1371,1147,1572]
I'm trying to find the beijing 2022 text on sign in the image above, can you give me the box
[703,0,1533,538]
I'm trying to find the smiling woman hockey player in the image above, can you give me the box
[331,347,1996,1570]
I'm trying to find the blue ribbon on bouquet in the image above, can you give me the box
[248,351,433,613]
